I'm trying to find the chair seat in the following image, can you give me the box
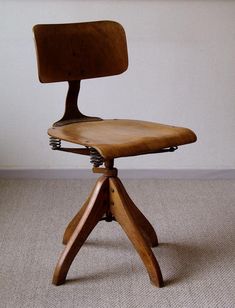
[48,119,197,159]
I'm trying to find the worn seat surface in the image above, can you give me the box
[48,119,196,159]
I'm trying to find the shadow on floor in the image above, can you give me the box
[63,227,234,287]
[155,240,233,287]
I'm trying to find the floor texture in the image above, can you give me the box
[0,179,235,308]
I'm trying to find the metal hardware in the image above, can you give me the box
[100,215,116,222]
[56,147,90,155]
[158,146,178,153]
[90,147,104,167]
[49,137,61,150]
[169,146,178,152]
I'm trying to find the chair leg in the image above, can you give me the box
[52,176,109,286]
[109,177,163,287]
[113,177,159,247]
[63,194,92,245]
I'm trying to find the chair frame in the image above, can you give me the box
[53,160,163,287]
[48,76,178,287]
[33,20,196,288]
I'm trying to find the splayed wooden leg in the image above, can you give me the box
[109,177,163,287]
[113,177,159,247]
[63,193,92,245]
[53,176,109,285]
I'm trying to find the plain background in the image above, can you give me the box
[0,0,235,170]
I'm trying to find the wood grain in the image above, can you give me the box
[52,176,109,285]
[53,80,101,127]
[48,119,197,159]
[33,19,197,288]
[63,194,92,245]
[113,177,159,247]
[109,177,163,287]
[33,21,128,83]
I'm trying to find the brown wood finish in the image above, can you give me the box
[33,21,128,83]
[53,175,109,286]
[33,20,197,288]
[53,80,102,127]
[63,168,157,247]
[109,177,163,287]
[53,166,163,287]
[48,119,197,159]
[112,177,159,247]
[63,194,92,245]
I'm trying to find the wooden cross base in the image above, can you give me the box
[52,167,164,287]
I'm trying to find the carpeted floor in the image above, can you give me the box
[0,179,235,308]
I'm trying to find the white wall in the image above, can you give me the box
[0,0,235,170]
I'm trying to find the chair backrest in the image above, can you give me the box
[33,20,128,83]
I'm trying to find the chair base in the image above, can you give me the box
[52,167,163,287]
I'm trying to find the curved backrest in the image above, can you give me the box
[33,20,128,83]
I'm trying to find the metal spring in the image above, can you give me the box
[49,136,61,150]
[90,147,104,167]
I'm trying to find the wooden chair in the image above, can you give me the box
[33,20,197,287]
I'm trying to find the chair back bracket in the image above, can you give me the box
[53,80,102,127]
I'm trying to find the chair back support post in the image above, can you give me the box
[54,80,81,126]
[33,20,128,126]
[53,80,102,127]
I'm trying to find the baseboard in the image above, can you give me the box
[0,169,235,179]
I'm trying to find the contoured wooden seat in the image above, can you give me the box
[33,20,197,288]
[49,119,196,160]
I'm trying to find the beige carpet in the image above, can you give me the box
[0,179,235,308]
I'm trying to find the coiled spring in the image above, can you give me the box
[49,136,61,150]
[90,147,104,167]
